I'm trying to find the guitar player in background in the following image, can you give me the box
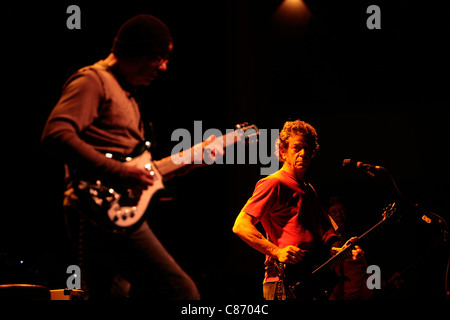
[233,119,364,300]
[328,196,406,299]
[41,14,223,300]
[327,196,374,300]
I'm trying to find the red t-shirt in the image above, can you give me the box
[242,169,337,281]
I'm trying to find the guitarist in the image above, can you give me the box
[41,15,220,300]
[233,119,363,300]
[327,197,374,300]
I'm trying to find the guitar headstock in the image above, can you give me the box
[382,202,397,220]
[235,122,259,144]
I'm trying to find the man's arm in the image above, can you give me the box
[41,73,153,189]
[232,211,304,264]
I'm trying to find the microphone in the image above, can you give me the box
[342,159,385,171]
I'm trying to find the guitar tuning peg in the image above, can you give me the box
[235,122,248,129]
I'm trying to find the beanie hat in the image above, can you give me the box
[111,14,172,57]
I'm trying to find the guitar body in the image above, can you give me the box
[73,150,165,233]
[281,248,342,300]
[285,264,342,300]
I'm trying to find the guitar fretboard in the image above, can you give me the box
[154,125,259,179]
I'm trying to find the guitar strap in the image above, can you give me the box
[272,259,285,300]
[272,259,298,300]
[275,280,284,300]
[103,140,151,162]
[305,181,342,247]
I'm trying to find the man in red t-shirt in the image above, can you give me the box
[233,119,362,300]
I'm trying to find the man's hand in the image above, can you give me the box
[190,135,225,166]
[203,135,225,163]
[331,237,364,261]
[120,166,154,190]
[276,245,305,264]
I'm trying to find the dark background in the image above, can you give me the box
[2,0,449,302]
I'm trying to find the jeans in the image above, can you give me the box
[65,207,200,300]
[263,281,286,300]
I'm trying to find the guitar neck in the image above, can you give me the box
[154,127,257,179]
[153,156,191,179]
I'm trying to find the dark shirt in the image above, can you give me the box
[41,60,145,180]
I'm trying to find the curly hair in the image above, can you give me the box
[275,119,320,163]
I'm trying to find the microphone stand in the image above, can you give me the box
[362,166,449,300]
[364,167,445,227]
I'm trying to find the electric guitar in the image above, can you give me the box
[280,202,399,300]
[71,123,259,233]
